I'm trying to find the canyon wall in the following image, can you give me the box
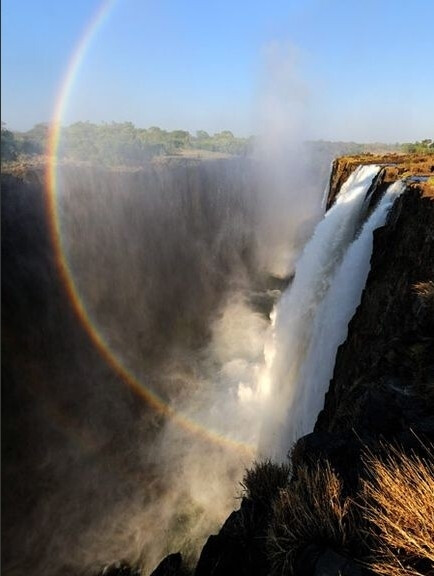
[178,156,434,576]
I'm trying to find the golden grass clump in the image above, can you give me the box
[362,445,434,576]
[267,461,356,575]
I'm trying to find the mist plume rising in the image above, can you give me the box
[254,42,323,278]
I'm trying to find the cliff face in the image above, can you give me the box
[291,180,433,516]
[156,156,434,576]
[316,183,434,441]
[318,155,433,443]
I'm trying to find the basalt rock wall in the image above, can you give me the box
[316,183,434,441]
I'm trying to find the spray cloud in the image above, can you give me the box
[3,44,331,576]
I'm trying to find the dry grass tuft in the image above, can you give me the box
[412,281,434,311]
[362,445,434,576]
[267,461,357,574]
[241,460,290,508]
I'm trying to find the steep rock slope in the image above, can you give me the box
[316,183,434,440]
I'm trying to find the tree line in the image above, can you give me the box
[2,122,433,166]
[401,139,434,154]
[1,121,254,165]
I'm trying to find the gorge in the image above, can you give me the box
[2,152,433,576]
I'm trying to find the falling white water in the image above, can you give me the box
[320,162,333,209]
[281,179,406,445]
[259,164,383,460]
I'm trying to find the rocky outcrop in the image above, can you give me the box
[194,500,267,576]
[326,153,434,209]
[150,553,184,576]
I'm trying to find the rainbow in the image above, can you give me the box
[45,0,254,458]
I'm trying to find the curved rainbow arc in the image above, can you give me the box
[45,0,254,458]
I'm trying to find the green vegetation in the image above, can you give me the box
[191,129,254,156]
[310,138,434,157]
[401,138,434,154]
[1,124,18,161]
[1,121,254,166]
[3,121,432,168]
[1,122,46,161]
[241,460,290,508]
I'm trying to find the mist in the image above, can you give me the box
[1,43,336,576]
[253,43,325,278]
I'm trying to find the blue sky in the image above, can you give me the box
[2,0,434,141]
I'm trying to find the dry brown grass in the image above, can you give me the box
[262,446,434,575]
[362,445,434,576]
[267,462,357,575]
[413,281,434,311]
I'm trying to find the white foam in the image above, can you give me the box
[259,164,383,459]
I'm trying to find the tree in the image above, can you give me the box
[196,130,210,140]
[1,123,19,161]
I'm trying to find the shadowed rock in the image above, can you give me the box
[150,552,183,576]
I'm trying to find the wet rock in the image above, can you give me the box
[194,499,269,576]
[294,545,366,575]
[150,552,183,576]
[313,548,363,576]
[291,430,364,491]
[97,562,141,576]
[317,185,434,442]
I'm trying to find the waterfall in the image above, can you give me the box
[260,166,406,460]
[282,179,405,445]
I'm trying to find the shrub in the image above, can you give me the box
[267,461,357,575]
[241,460,290,508]
[362,445,434,576]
